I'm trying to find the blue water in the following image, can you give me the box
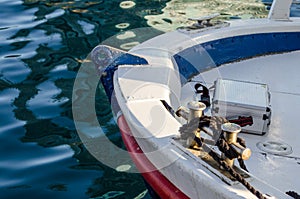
[0,0,164,198]
[0,0,299,198]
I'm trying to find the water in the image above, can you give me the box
[0,0,298,198]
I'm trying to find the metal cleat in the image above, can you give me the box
[188,13,220,28]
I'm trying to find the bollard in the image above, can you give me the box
[187,101,206,122]
[176,101,206,147]
[221,123,251,167]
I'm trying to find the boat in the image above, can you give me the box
[91,0,300,198]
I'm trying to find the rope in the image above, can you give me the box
[199,116,249,171]
[216,138,239,159]
[179,116,265,198]
[179,115,298,199]
[201,144,267,199]
[215,136,248,172]
[179,117,200,140]
[199,116,227,140]
[287,191,300,199]
[180,116,248,168]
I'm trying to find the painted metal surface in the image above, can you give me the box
[195,51,300,194]
[117,115,189,199]
[174,32,300,83]
[268,0,293,20]
[91,45,148,101]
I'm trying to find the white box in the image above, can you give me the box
[211,79,271,135]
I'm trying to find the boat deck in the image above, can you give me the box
[181,50,300,193]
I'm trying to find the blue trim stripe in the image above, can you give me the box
[101,53,148,102]
[174,32,300,84]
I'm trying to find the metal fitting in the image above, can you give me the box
[187,101,206,122]
[231,143,252,161]
[176,101,206,122]
[176,106,190,121]
[177,101,206,147]
[221,123,252,167]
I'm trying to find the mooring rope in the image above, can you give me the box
[203,144,267,199]
[215,136,248,172]
[287,191,300,199]
[179,116,265,199]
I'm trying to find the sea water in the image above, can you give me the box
[0,0,298,198]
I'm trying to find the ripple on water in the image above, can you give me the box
[116,31,136,40]
[116,164,132,172]
[120,41,140,50]
[0,3,44,36]
[0,145,74,171]
[115,23,130,29]
[119,1,136,9]
[77,20,96,35]
[26,80,69,119]
[0,58,31,84]
[48,63,76,80]
[0,143,80,194]
[44,9,65,20]
[144,0,268,32]
[0,88,23,132]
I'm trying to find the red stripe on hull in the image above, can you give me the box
[118,115,189,199]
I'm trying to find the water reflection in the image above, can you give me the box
[1,0,157,198]
[145,0,269,32]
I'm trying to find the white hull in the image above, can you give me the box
[95,1,300,198]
